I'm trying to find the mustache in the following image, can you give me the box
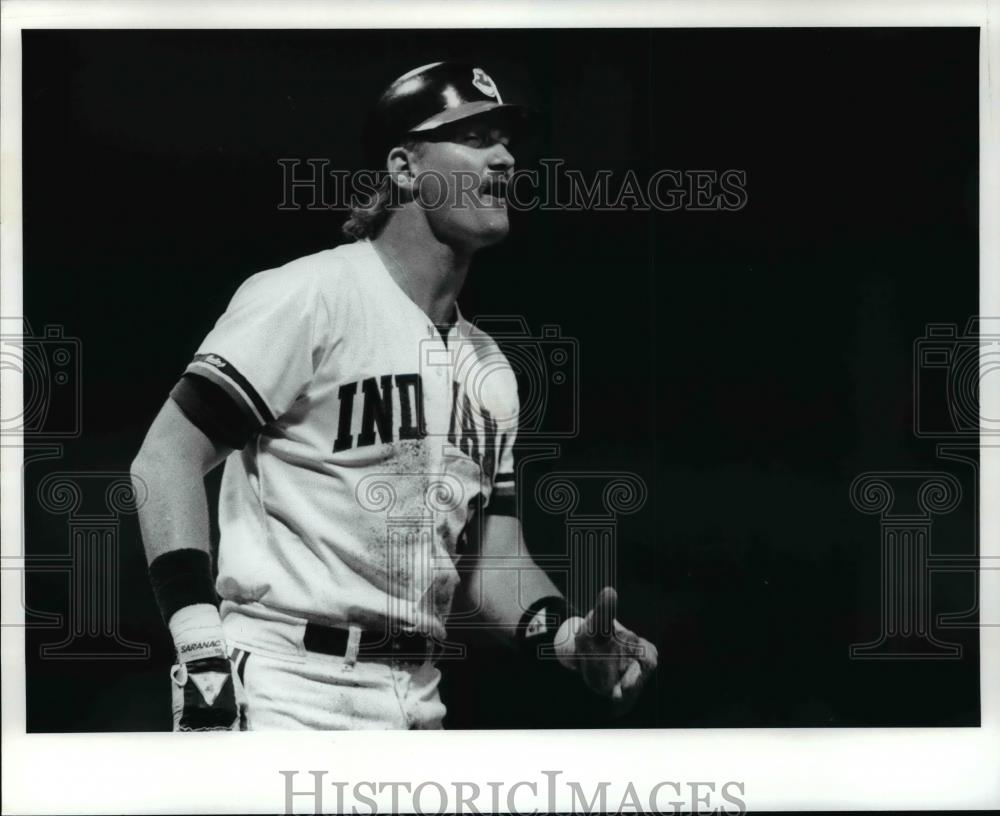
[479,174,510,196]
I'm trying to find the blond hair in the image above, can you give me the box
[341,141,423,241]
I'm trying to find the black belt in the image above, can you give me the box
[303,622,437,665]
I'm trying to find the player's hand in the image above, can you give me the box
[557,586,658,715]
[170,654,244,731]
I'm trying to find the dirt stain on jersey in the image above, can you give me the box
[358,438,465,623]
[360,438,433,598]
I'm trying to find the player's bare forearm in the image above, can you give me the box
[131,399,243,731]
[130,399,231,564]
[463,514,561,643]
[461,514,658,713]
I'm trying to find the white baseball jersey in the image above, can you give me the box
[170,240,518,642]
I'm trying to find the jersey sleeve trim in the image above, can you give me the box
[184,353,276,426]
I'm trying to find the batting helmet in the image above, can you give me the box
[364,61,532,168]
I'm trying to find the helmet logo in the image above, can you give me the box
[472,67,501,101]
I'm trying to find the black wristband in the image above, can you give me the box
[148,548,218,624]
[516,595,576,660]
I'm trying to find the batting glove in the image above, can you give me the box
[169,603,243,731]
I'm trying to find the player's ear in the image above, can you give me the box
[386,145,418,192]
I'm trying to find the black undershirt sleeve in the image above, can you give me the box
[169,372,260,451]
[487,472,517,517]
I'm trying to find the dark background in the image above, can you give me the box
[21,28,980,730]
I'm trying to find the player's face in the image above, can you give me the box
[412,118,516,251]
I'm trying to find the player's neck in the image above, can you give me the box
[373,217,470,326]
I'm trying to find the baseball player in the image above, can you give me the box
[131,61,657,730]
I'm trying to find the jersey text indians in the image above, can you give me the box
[331,373,508,479]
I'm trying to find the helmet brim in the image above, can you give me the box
[407,101,534,136]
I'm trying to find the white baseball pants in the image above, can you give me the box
[220,611,447,730]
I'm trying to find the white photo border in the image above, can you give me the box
[2,1,998,812]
